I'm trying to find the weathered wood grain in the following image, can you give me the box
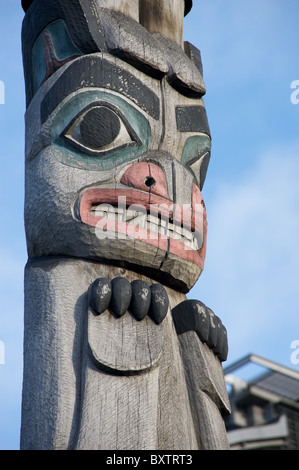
[140,0,185,47]
[21,0,230,451]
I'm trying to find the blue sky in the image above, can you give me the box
[0,0,299,450]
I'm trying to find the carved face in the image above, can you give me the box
[23,1,210,292]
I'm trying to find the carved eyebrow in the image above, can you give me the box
[175,106,210,136]
[40,55,160,123]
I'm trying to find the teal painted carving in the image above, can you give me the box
[51,90,151,171]
[32,20,82,94]
[181,135,211,189]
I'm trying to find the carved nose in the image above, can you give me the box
[121,162,169,200]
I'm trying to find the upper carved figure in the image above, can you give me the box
[22,0,210,293]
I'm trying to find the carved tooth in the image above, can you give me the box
[127,213,147,228]
[171,223,182,236]
[91,204,200,249]
[124,209,139,222]
[147,214,159,225]
[147,218,160,233]
[181,226,194,240]
[168,225,181,240]
[188,236,200,250]
[91,206,106,216]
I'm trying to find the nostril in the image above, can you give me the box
[121,162,169,199]
[144,176,156,188]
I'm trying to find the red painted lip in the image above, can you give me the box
[79,188,207,268]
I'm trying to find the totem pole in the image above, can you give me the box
[20,0,230,450]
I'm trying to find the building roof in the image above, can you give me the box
[224,353,299,404]
[224,354,299,449]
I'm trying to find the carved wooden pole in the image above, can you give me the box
[20,0,230,450]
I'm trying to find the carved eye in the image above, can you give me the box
[62,103,141,156]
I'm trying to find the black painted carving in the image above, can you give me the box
[41,56,160,123]
[21,0,35,12]
[130,280,151,321]
[61,100,142,159]
[148,284,169,325]
[184,0,193,16]
[88,278,112,315]
[88,277,168,325]
[172,300,228,362]
[175,106,211,136]
[110,277,132,318]
[154,33,206,98]
[184,41,203,77]
[80,107,121,149]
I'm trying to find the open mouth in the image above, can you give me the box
[78,187,207,268]
[90,203,201,251]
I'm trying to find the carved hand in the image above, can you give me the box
[88,276,169,325]
[172,299,228,362]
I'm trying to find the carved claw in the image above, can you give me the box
[130,280,151,321]
[148,284,169,325]
[88,277,168,324]
[110,277,132,317]
[88,277,112,315]
[171,300,228,362]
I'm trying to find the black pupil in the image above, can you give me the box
[80,107,121,149]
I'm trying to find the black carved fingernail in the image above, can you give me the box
[206,307,218,350]
[194,301,210,344]
[110,277,132,318]
[148,284,169,324]
[89,278,112,315]
[215,323,228,362]
[130,280,151,321]
[171,299,228,362]
[171,299,210,344]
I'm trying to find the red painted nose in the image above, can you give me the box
[121,162,169,200]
